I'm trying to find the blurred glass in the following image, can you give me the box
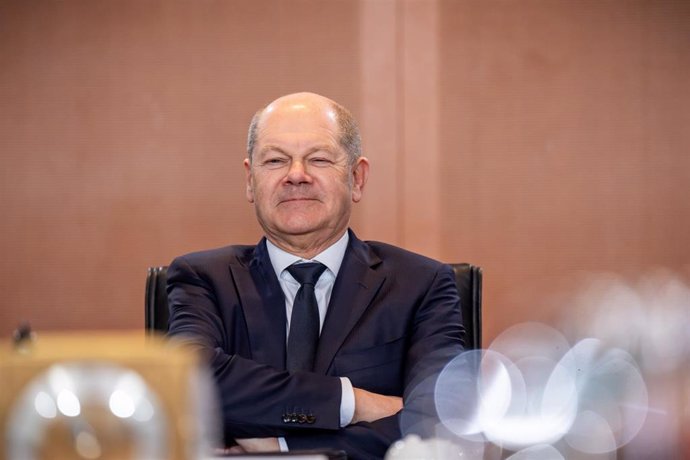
[7,363,167,459]
[0,331,219,460]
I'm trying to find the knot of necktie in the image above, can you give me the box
[286,262,327,287]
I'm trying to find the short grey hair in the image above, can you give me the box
[246,101,361,165]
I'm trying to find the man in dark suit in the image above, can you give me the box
[167,92,464,458]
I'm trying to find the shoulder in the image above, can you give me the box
[352,240,459,306]
[169,244,257,273]
[353,234,448,270]
[355,238,454,282]
[364,240,445,268]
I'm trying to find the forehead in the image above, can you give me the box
[256,102,341,150]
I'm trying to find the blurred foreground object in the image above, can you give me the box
[0,330,218,460]
[561,269,690,459]
[396,321,653,459]
[385,434,460,459]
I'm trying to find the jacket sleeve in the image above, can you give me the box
[286,415,401,460]
[166,255,343,439]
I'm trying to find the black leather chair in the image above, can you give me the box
[450,263,483,350]
[146,263,482,349]
[145,266,170,334]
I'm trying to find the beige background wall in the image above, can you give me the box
[1,0,688,341]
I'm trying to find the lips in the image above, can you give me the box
[279,197,318,203]
[277,199,319,209]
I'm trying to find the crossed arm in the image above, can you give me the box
[232,388,403,453]
[167,255,463,457]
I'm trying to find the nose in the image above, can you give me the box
[285,160,311,185]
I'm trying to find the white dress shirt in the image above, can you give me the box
[265,232,355,450]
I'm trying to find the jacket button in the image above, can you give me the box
[298,414,307,423]
[282,413,291,423]
[306,415,316,424]
[290,413,299,423]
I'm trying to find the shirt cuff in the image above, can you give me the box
[339,377,355,427]
[278,437,289,452]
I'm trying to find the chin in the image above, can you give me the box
[280,225,321,236]
[276,217,326,237]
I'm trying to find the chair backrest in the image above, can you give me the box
[146,263,482,349]
[449,263,482,350]
[145,266,170,334]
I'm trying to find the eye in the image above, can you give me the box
[262,157,287,168]
[310,157,333,167]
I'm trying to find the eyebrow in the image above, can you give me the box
[258,145,289,156]
[258,144,336,156]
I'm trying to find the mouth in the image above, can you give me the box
[280,197,318,203]
[279,197,318,204]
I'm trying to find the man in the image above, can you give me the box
[167,92,464,458]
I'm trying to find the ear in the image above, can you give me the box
[243,158,254,203]
[351,156,369,203]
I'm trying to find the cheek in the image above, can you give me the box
[251,178,276,200]
[323,188,354,214]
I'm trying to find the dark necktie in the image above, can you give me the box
[286,262,327,372]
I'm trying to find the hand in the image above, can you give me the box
[351,388,403,424]
[234,437,280,452]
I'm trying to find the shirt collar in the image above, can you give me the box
[266,231,349,280]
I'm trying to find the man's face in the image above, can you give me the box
[244,97,367,248]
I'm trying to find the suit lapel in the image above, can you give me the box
[314,233,385,373]
[229,239,287,370]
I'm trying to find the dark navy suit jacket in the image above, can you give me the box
[167,230,464,459]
